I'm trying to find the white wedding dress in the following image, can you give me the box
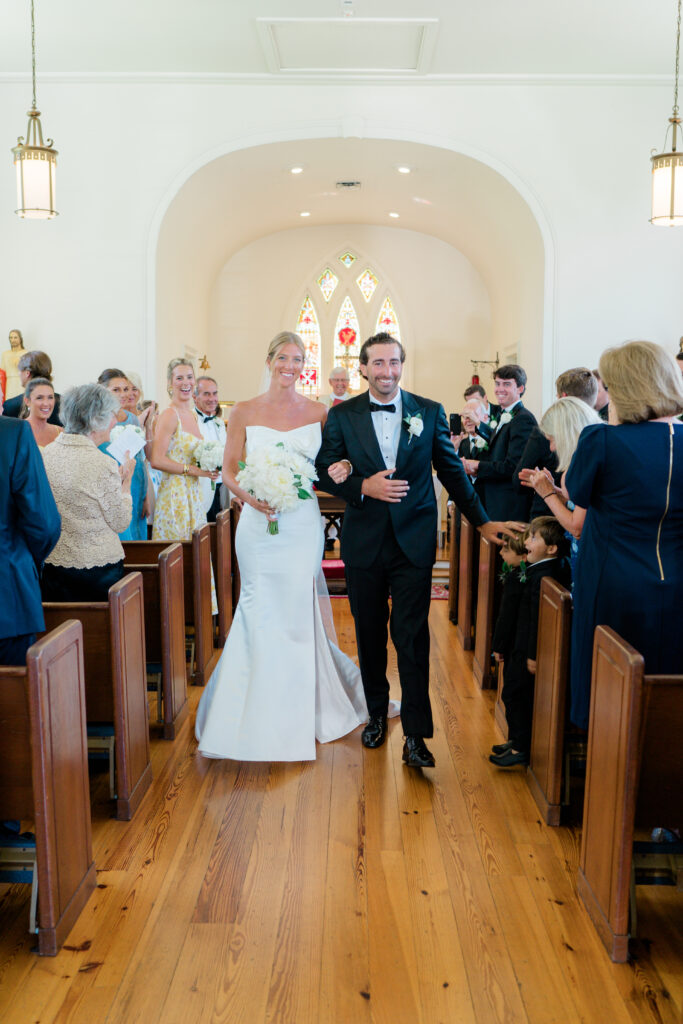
[195,422,376,761]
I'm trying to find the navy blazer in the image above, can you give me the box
[316,389,488,569]
[0,417,61,639]
[474,403,537,521]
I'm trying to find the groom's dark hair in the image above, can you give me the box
[359,332,406,366]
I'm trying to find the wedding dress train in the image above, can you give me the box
[195,422,383,762]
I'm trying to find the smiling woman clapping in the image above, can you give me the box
[21,377,62,449]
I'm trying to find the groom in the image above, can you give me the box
[316,333,506,768]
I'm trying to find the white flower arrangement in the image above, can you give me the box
[195,439,225,490]
[237,441,318,535]
[110,423,145,442]
[404,412,424,443]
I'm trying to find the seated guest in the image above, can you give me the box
[41,383,135,602]
[592,369,610,421]
[489,529,529,758]
[461,364,537,520]
[21,377,62,449]
[194,374,227,522]
[513,367,598,518]
[463,383,500,426]
[489,517,571,767]
[318,366,351,408]
[0,415,60,665]
[97,368,152,540]
[2,350,62,425]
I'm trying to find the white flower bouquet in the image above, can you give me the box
[237,441,318,535]
[195,439,225,490]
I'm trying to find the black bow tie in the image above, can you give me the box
[369,402,396,414]
[200,413,217,422]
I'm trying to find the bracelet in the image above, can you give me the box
[182,464,189,476]
[540,490,554,500]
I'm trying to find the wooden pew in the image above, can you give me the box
[209,508,233,646]
[447,505,458,624]
[455,515,476,651]
[0,622,96,955]
[123,524,216,685]
[43,573,152,821]
[494,663,508,740]
[577,626,683,962]
[230,499,242,609]
[123,542,188,739]
[526,578,573,826]
[472,534,498,689]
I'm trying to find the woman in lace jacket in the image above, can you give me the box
[41,383,135,601]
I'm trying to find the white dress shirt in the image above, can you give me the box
[370,390,403,468]
[196,408,227,513]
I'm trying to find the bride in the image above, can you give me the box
[195,331,396,761]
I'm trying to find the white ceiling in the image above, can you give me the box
[0,0,678,78]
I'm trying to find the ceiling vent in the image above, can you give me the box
[336,180,362,190]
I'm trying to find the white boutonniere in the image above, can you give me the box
[472,434,488,451]
[498,410,513,426]
[488,418,498,431]
[404,412,424,443]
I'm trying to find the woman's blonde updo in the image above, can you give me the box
[167,357,195,385]
[598,341,683,423]
[266,332,305,364]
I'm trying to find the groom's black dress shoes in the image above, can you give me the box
[361,715,388,748]
[402,736,436,768]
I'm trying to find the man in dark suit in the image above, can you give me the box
[316,333,509,768]
[461,364,536,521]
[0,416,61,664]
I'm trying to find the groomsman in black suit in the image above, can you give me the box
[0,416,61,664]
[461,364,537,521]
[316,333,510,768]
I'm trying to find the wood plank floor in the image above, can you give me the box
[0,600,681,1024]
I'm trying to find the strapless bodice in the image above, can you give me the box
[245,421,321,461]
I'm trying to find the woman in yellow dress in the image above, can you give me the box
[1,329,26,401]
[151,358,220,611]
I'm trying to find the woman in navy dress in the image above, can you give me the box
[564,341,683,729]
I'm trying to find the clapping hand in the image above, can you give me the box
[519,466,554,492]
[119,452,135,487]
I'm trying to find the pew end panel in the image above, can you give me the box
[109,573,153,820]
[527,579,573,827]
[191,524,217,686]
[447,505,458,624]
[472,534,498,690]
[0,622,96,956]
[211,508,233,647]
[455,515,475,651]
[577,626,683,962]
[230,499,242,609]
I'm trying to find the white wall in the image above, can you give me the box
[0,79,681,416]
[208,224,492,411]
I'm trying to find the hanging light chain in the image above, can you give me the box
[30,0,37,110]
[674,0,682,117]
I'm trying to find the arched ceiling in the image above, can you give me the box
[157,136,544,310]
[0,0,675,77]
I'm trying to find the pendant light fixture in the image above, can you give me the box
[12,0,58,219]
[651,0,683,225]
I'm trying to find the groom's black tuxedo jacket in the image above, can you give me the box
[315,389,488,569]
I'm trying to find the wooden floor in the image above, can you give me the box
[0,600,681,1024]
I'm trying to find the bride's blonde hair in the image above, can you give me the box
[266,331,305,364]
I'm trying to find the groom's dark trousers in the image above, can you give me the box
[316,390,489,738]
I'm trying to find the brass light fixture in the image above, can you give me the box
[12,0,58,219]
[651,0,683,225]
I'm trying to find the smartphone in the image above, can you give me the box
[449,413,462,436]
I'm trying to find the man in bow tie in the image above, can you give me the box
[316,333,512,768]
[194,376,227,522]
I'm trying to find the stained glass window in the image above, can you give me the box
[356,267,378,303]
[317,267,338,302]
[376,295,401,343]
[338,251,357,269]
[334,296,362,391]
[295,295,321,396]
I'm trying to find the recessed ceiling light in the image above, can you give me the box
[389,211,400,218]
[290,166,304,174]
[397,166,411,174]
[300,211,311,217]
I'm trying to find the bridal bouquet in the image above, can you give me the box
[195,439,224,490]
[237,441,318,535]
